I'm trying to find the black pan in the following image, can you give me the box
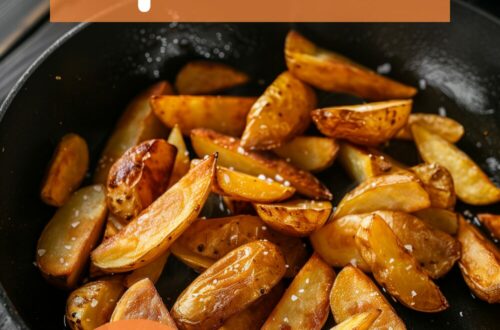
[1,1,500,329]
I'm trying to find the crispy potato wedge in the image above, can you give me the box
[395,113,464,143]
[66,278,125,330]
[41,133,89,207]
[172,240,286,330]
[412,124,500,205]
[458,218,500,303]
[330,310,381,330]
[285,31,417,101]
[103,213,128,241]
[91,154,216,273]
[241,71,316,150]
[355,214,448,312]
[477,213,500,239]
[262,254,335,330]
[191,128,331,200]
[37,185,107,288]
[254,199,332,237]
[413,208,459,235]
[124,251,169,287]
[312,100,412,146]
[409,163,456,209]
[170,215,308,277]
[94,81,172,184]
[337,142,394,182]
[273,136,339,172]
[175,60,249,95]
[334,172,430,219]
[167,125,190,186]
[330,266,405,330]
[110,278,177,327]
[151,95,256,137]
[107,139,177,220]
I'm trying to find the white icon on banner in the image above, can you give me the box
[138,0,151,12]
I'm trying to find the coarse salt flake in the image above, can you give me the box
[411,290,417,297]
[377,63,392,74]
[90,299,98,308]
[404,244,413,252]
[64,245,71,250]
[283,181,291,187]
[419,79,427,90]
[93,185,102,192]
[223,173,231,184]
[37,249,46,256]
[71,221,80,228]
[291,295,298,301]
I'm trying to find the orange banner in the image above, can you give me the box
[50,0,450,22]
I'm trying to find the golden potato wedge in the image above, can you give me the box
[36,185,107,288]
[103,213,128,241]
[409,163,455,209]
[191,128,332,200]
[273,136,339,172]
[477,213,500,239]
[110,278,177,327]
[413,208,459,235]
[124,251,169,287]
[222,197,255,215]
[458,218,500,303]
[312,100,412,146]
[151,95,256,137]
[395,113,464,143]
[107,139,176,220]
[330,265,405,330]
[41,133,89,207]
[175,60,249,95]
[337,142,394,182]
[285,31,416,100]
[94,81,172,184]
[241,71,316,150]
[171,240,286,330]
[66,278,125,330]
[330,310,381,330]
[334,172,430,219]
[254,199,332,236]
[355,214,448,312]
[91,154,216,272]
[262,254,335,330]
[412,124,500,205]
[167,125,190,186]
[170,215,308,277]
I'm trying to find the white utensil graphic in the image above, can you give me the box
[138,0,151,12]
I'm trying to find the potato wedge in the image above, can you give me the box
[330,310,381,330]
[66,278,125,330]
[334,172,430,219]
[409,163,455,209]
[261,254,335,330]
[273,136,339,172]
[254,199,332,236]
[37,185,107,288]
[355,214,448,312]
[458,218,500,303]
[330,265,405,330]
[107,139,177,220]
[312,100,412,146]
[172,240,286,330]
[91,154,216,272]
[395,113,464,143]
[167,125,190,186]
[110,278,177,327]
[191,128,332,200]
[103,213,128,241]
[241,71,316,150]
[124,251,169,287]
[285,31,416,100]
[413,208,459,235]
[41,133,89,207]
[151,95,256,137]
[412,124,500,205]
[170,215,308,277]
[337,142,394,182]
[175,60,249,95]
[477,213,500,239]
[94,81,172,184]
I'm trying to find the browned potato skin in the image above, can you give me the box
[191,128,332,200]
[222,197,255,215]
[167,125,191,187]
[241,71,316,150]
[330,266,406,330]
[110,278,177,327]
[458,218,500,303]
[37,185,107,288]
[170,215,308,277]
[262,254,335,330]
[41,133,89,207]
[395,113,464,143]
[124,251,169,287]
[91,155,216,273]
[151,95,256,137]
[94,81,172,184]
[254,200,332,237]
[106,139,177,220]
[66,278,125,330]
[172,240,286,330]
[312,100,412,146]
[409,163,456,209]
[355,214,449,312]
[477,213,500,239]
[330,310,381,330]
[285,31,417,101]
[413,208,459,235]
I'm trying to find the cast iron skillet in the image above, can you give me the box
[1,1,500,329]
